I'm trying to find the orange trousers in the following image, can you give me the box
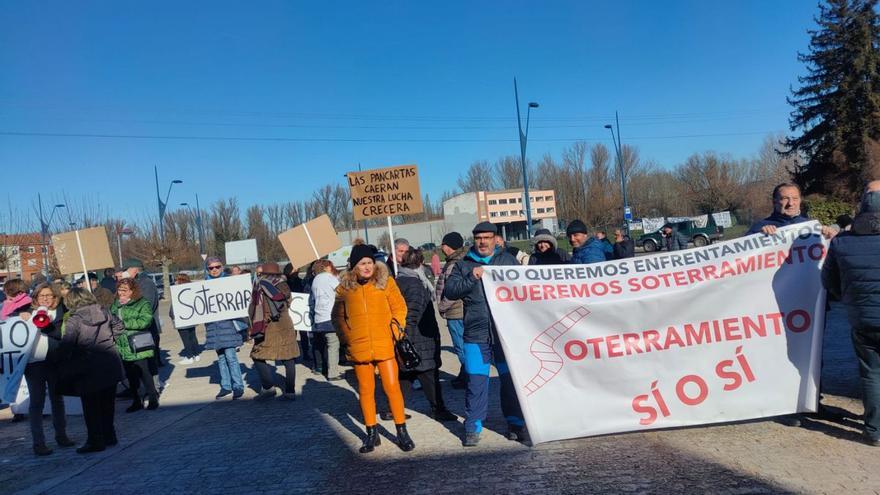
[353,358,406,426]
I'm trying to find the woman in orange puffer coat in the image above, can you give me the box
[333,243,415,453]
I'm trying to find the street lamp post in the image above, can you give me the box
[37,193,66,277]
[514,78,540,238]
[155,166,182,298]
[117,227,133,266]
[180,193,206,258]
[605,111,630,235]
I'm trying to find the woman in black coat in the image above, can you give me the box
[59,288,125,454]
[395,248,457,422]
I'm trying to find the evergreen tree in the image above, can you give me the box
[785,0,880,201]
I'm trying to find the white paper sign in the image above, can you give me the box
[225,239,259,265]
[482,222,828,444]
[288,292,313,332]
[1,317,39,403]
[170,275,253,327]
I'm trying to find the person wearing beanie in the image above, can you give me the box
[443,222,526,447]
[436,232,468,388]
[249,263,300,401]
[530,229,571,264]
[822,180,880,447]
[203,257,245,400]
[529,231,564,265]
[567,219,612,264]
[333,243,415,453]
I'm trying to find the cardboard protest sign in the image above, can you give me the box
[482,222,828,444]
[225,239,259,265]
[288,292,313,332]
[52,226,114,275]
[170,275,252,327]
[347,164,424,221]
[278,215,342,269]
[1,317,39,403]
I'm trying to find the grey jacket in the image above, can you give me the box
[436,247,466,320]
[59,304,125,395]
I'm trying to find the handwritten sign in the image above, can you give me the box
[1,317,39,403]
[288,292,313,332]
[347,164,424,220]
[170,275,253,327]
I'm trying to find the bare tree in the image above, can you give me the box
[457,160,495,192]
[676,152,748,214]
[209,198,243,259]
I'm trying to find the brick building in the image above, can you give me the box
[0,232,53,283]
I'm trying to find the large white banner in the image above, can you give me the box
[483,222,828,444]
[170,275,253,327]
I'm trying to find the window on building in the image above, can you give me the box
[27,246,36,254]
[547,207,555,213]
[11,247,18,255]
[41,246,48,254]
[490,212,498,218]
[488,199,497,205]
[546,195,554,201]
[500,211,509,217]
[537,208,546,214]
[498,198,508,204]
[27,259,37,267]
[509,210,518,216]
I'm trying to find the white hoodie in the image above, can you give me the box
[309,272,340,324]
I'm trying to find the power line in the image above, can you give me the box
[0,130,777,143]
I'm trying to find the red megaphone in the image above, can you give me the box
[32,306,51,329]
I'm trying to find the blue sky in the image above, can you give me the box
[0,1,820,229]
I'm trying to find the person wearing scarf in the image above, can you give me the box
[248,262,300,401]
[1,278,32,320]
[395,247,457,423]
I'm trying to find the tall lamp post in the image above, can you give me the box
[155,166,182,296]
[180,194,206,259]
[604,111,630,235]
[37,193,65,277]
[117,227,133,266]
[514,78,540,238]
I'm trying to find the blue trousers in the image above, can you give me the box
[216,347,244,392]
[446,319,466,368]
[853,328,880,440]
[463,342,524,434]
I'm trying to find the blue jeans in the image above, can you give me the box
[853,328,880,440]
[446,319,465,367]
[463,342,524,434]
[216,347,243,392]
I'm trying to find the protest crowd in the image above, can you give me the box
[2,179,880,458]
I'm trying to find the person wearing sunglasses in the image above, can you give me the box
[203,257,245,399]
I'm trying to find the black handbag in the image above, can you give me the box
[128,331,156,354]
[392,320,421,371]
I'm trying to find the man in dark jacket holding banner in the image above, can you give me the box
[822,180,880,447]
[443,221,526,447]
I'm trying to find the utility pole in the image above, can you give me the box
[515,78,540,238]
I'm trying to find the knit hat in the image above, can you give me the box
[534,228,552,236]
[260,262,282,275]
[472,221,497,235]
[348,244,375,268]
[441,232,464,250]
[565,220,587,236]
[122,258,145,269]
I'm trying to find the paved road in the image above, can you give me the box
[1,301,878,495]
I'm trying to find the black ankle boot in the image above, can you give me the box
[359,426,381,453]
[395,423,415,452]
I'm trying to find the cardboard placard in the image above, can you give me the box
[170,275,253,327]
[52,227,115,275]
[277,215,342,269]
[225,239,259,265]
[288,292,313,332]
[347,164,424,221]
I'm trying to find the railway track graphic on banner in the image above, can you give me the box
[524,306,591,395]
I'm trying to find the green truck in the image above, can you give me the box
[635,216,724,252]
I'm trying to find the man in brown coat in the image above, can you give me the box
[435,232,467,388]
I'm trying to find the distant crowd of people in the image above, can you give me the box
[3,179,880,456]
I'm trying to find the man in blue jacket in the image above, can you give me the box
[747,183,811,235]
[443,222,525,447]
[567,219,612,264]
[822,180,880,446]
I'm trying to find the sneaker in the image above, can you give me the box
[462,432,480,447]
[279,393,297,401]
[55,435,76,448]
[256,389,277,401]
[232,389,244,400]
[506,425,531,443]
[864,433,880,447]
[177,357,195,365]
[215,389,233,399]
